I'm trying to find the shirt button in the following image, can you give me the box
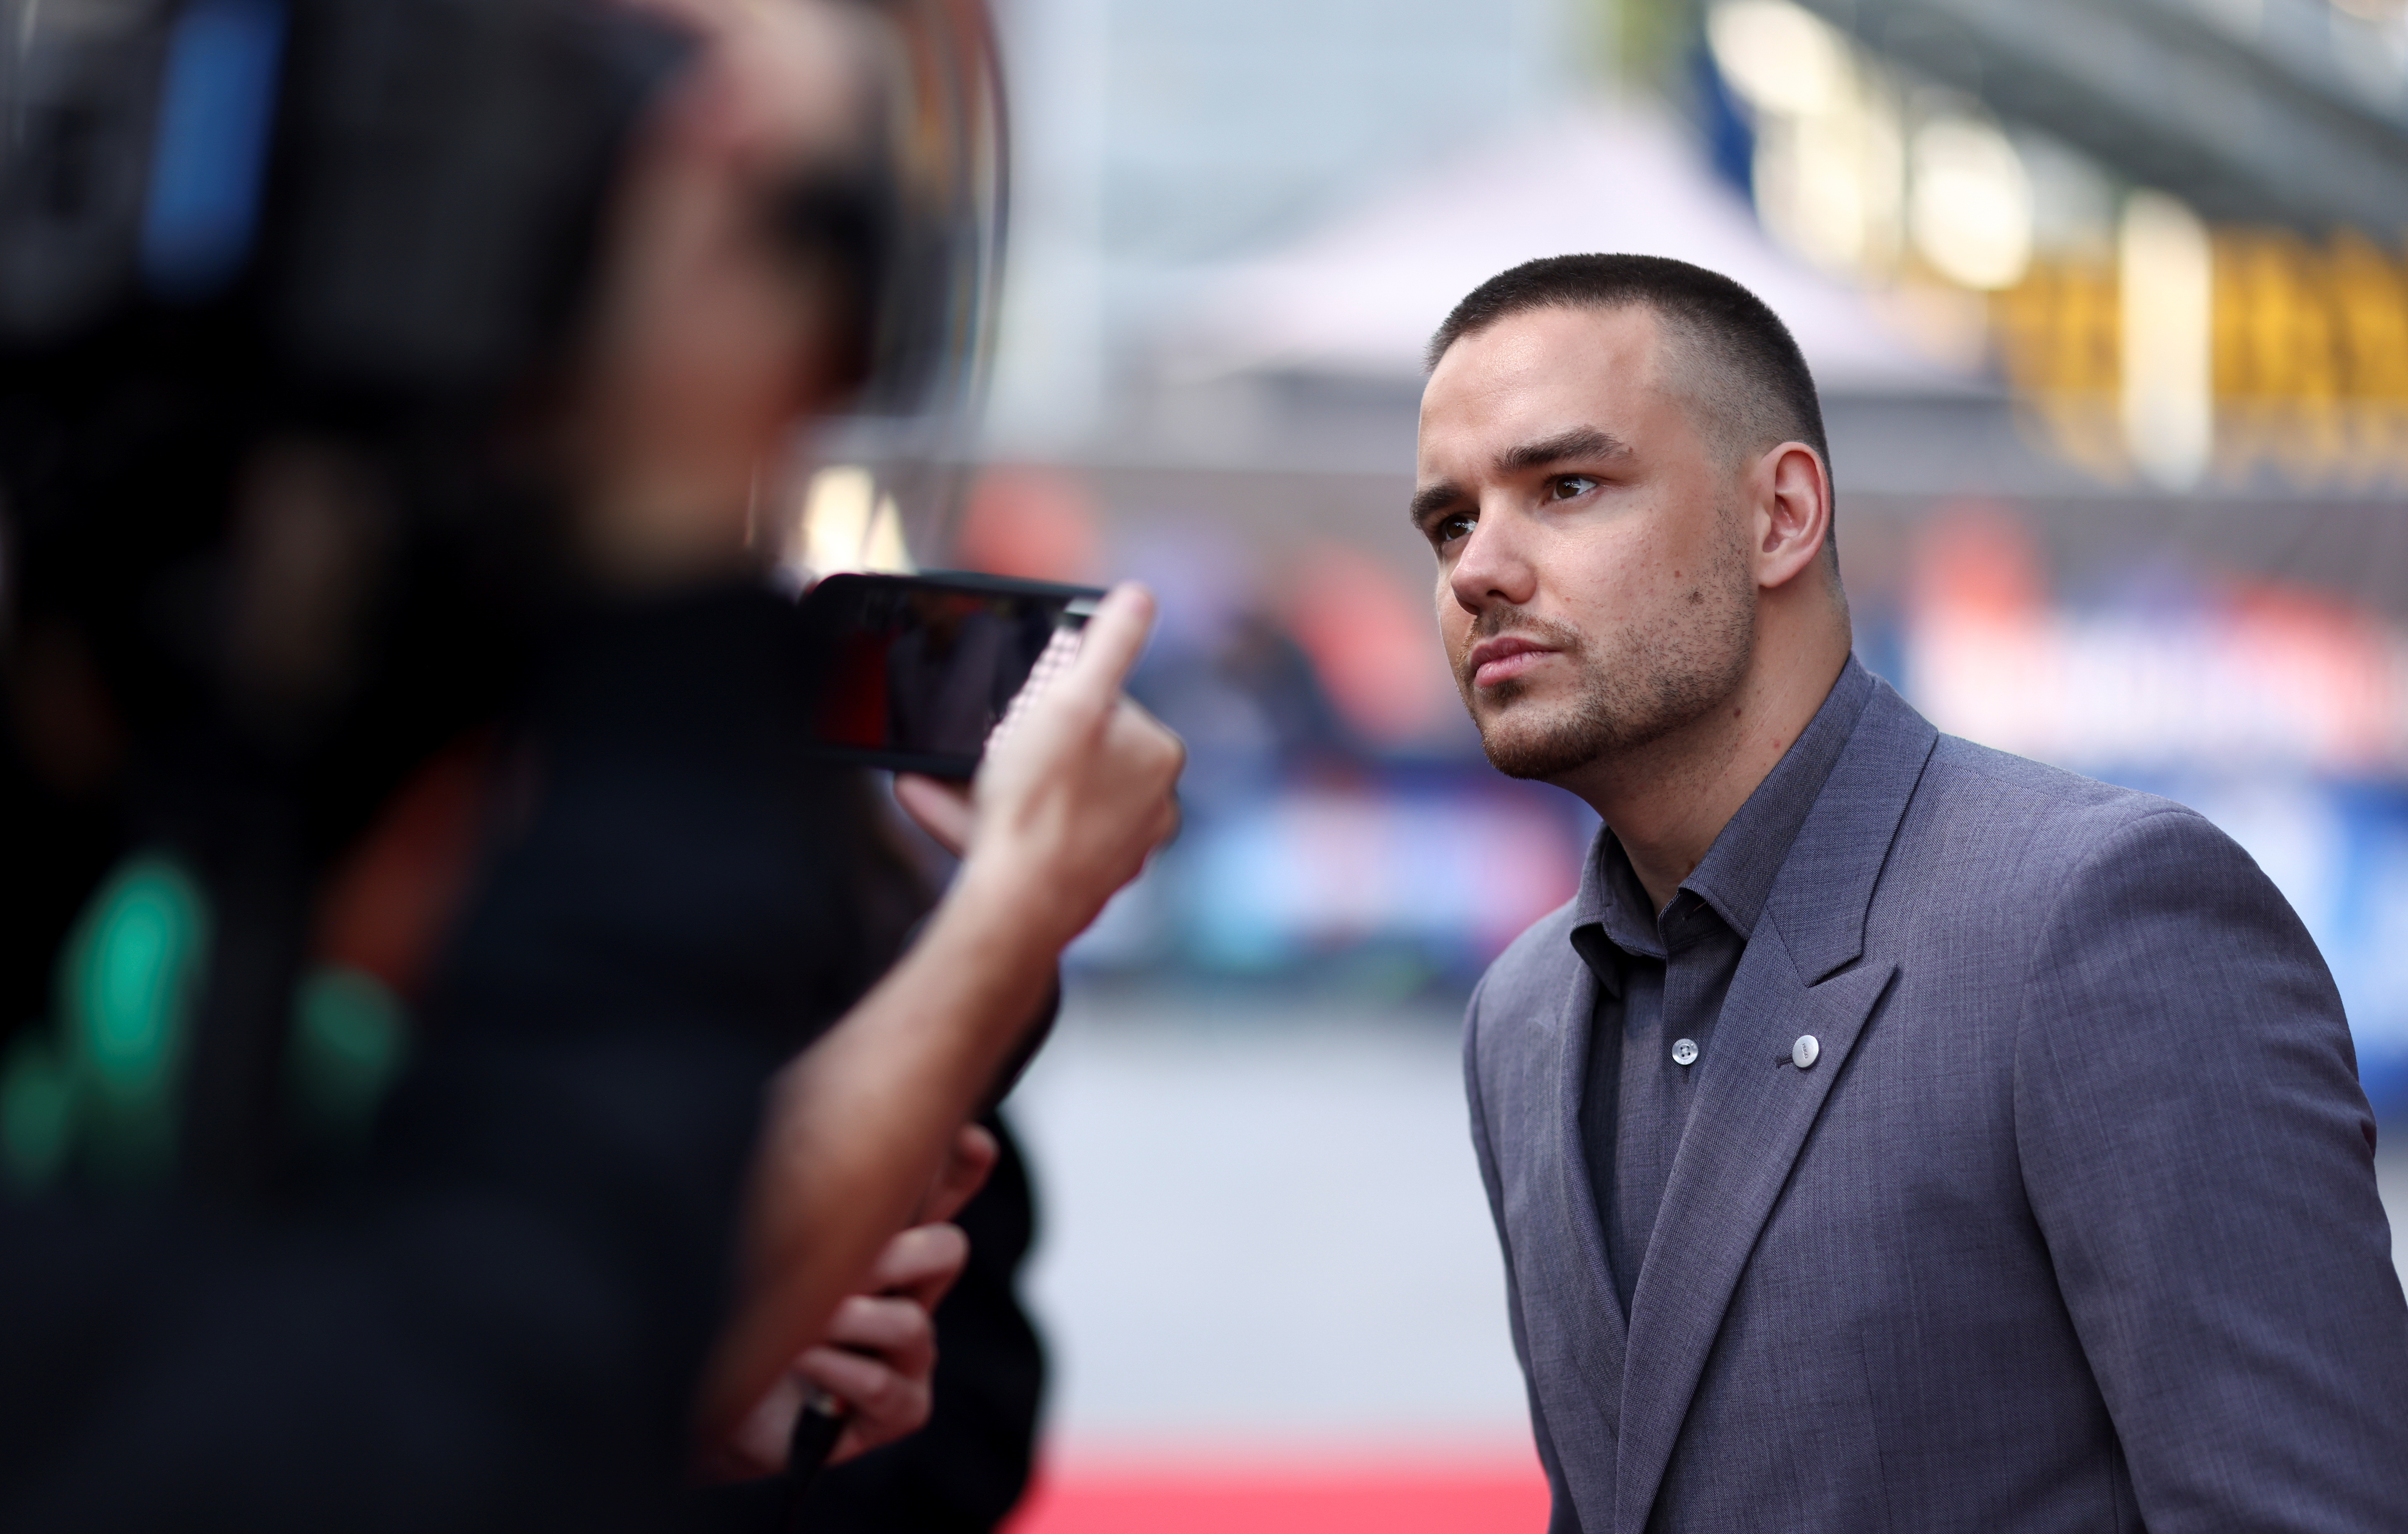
[1792,1034,1820,1070]
[1672,1038,1698,1066]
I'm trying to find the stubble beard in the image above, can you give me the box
[1456,523,1758,783]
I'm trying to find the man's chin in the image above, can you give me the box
[1472,694,1606,782]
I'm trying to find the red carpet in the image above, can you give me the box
[1003,1455,1551,1534]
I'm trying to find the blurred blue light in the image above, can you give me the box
[140,0,286,302]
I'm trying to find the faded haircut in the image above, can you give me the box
[1427,254,1836,543]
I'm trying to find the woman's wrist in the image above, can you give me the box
[939,852,1081,972]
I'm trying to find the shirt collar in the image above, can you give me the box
[1569,836,1652,997]
[1569,655,1876,985]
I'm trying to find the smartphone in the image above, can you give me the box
[796,571,1105,778]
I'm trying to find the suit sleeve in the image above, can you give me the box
[2014,806,2408,1532]
[1464,978,1582,1534]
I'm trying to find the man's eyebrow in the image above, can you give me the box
[1410,426,1631,528]
[1408,479,1465,526]
[1494,426,1632,477]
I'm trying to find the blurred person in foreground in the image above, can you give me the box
[1418,255,2408,1533]
[0,0,1181,1526]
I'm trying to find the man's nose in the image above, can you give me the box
[1448,504,1538,616]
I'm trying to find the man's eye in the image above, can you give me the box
[1547,475,1600,501]
[1433,512,1476,544]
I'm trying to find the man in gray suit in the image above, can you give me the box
[1416,254,2408,1532]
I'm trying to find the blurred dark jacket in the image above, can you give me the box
[694,1112,1046,1534]
[798,1109,1043,1534]
[0,588,939,1530]
[1468,661,2408,1534]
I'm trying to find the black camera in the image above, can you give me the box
[0,0,1004,402]
[0,0,697,392]
[0,0,1007,1195]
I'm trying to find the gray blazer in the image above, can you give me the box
[1465,674,2408,1533]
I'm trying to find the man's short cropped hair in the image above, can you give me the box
[1427,253,1833,502]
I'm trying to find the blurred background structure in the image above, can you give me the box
[796,2,2408,1527]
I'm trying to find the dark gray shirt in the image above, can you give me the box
[1573,657,1875,1316]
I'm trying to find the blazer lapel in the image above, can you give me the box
[1506,944,1628,1530]
[1611,680,1939,1534]
[1612,932,1895,1532]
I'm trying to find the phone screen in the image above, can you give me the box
[796,572,1102,777]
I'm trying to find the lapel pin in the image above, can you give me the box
[1791,1034,1820,1070]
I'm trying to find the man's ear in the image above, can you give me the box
[1753,443,1830,591]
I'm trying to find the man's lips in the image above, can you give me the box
[1465,634,1560,690]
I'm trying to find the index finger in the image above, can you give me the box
[1056,582,1157,705]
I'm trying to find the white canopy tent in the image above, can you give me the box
[1153,103,1981,398]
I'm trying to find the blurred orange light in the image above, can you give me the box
[958,466,1104,582]
[1282,544,1453,746]
[1910,502,2047,624]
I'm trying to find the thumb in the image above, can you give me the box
[918,1123,999,1225]
[894,774,974,854]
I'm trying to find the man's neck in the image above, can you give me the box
[1560,637,1851,912]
